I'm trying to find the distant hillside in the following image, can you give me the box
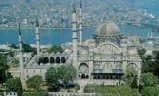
[0,0,158,28]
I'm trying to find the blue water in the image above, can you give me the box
[0,25,159,45]
[134,0,159,18]
[0,28,94,45]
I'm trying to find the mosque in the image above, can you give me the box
[18,1,141,87]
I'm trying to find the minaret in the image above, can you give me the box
[72,3,78,65]
[35,19,40,56]
[18,23,23,80]
[79,0,83,45]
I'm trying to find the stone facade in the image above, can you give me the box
[19,3,141,88]
[22,22,141,86]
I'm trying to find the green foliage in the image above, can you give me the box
[140,72,158,87]
[84,85,95,93]
[5,78,22,96]
[45,65,77,91]
[153,50,159,61]
[138,48,146,58]
[141,50,159,79]
[47,45,63,54]
[22,91,48,96]
[141,55,154,73]
[0,92,4,96]
[9,44,18,49]
[123,65,138,88]
[84,85,140,96]
[26,75,43,91]
[0,54,9,84]
[126,65,137,77]
[131,76,138,89]
[141,87,159,96]
[57,65,77,88]
[45,67,59,92]
[22,44,36,53]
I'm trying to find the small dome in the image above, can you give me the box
[79,50,88,55]
[96,22,120,36]
[83,39,95,46]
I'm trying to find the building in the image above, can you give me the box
[4,92,18,96]
[18,2,141,89]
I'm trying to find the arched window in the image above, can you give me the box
[56,57,60,64]
[93,76,97,79]
[103,76,106,79]
[81,74,85,79]
[38,58,43,64]
[50,57,55,64]
[106,76,109,79]
[110,76,113,79]
[61,57,66,63]
[86,75,89,79]
[43,57,49,64]
[98,76,100,79]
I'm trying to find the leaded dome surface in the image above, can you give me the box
[95,22,120,36]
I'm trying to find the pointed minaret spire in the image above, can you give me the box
[72,3,78,66]
[79,0,83,45]
[80,0,82,8]
[18,23,23,80]
[35,19,40,56]
[72,2,76,13]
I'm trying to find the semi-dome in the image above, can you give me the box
[95,22,120,36]
[79,50,88,55]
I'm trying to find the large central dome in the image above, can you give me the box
[95,22,120,36]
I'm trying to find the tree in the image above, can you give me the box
[141,51,159,78]
[45,67,59,92]
[141,87,159,96]
[6,78,22,96]
[26,75,43,91]
[140,72,158,87]
[47,45,63,54]
[141,55,154,73]
[22,43,36,53]
[0,54,9,84]
[57,65,77,88]
[45,65,77,91]
[138,48,146,58]
[9,43,18,49]
[124,65,138,88]
[131,75,138,89]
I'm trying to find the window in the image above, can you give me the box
[103,76,106,79]
[56,57,61,64]
[43,57,49,64]
[61,57,66,63]
[50,57,55,63]
[93,76,97,79]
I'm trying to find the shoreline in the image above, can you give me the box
[0,26,96,30]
